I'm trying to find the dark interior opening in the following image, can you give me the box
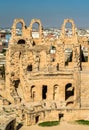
[13,79,20,88]
[81,49,88,62]
[27,64,32,71]
[65,83,74,100]
[59,113,64,121]
[42,85,47,99]
[56,63,59,71]
[35,115,39,123]
[16,123,23,130]
[66,83,72,90]
[17,39,25,44]
[6,120,16,130]
[32,41,36,46]
[66,90,74,100]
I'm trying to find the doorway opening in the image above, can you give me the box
[35,115,39,123]
[59,113,64,121]
[42,85,47,100]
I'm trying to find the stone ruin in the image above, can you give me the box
[1,18,89,127]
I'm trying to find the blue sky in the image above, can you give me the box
[0,0,89,28]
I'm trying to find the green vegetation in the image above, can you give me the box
[76,120,89,125]
[38,121,59,127]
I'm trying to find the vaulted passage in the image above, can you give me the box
[42,85,47,100]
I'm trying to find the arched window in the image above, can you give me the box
[31,23,39,38]
[16,22,22,36]
[65,83,74,100]
[65,83,72,90]
[27,64,32,71]
[65,22,73,37]
[42,85,47,100]
[17,39,25,44]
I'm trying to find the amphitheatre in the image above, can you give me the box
[0,18,89,130]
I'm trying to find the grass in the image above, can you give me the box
[76,120,89,125]
[38,121,59,127]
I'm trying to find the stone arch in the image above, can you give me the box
[61,19,77,37]
[11,19,26,37]
[29,19,43,39]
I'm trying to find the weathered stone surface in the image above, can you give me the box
[1,18,89,126]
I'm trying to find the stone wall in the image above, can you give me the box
[3,18,89,125]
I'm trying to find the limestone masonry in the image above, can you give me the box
[0,18,89,129]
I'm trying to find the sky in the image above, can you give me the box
[0,0,89,28]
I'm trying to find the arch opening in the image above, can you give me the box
[35,115,39,123]
[17,39,25,44]
[65,22,73,37]
[61,19,76,38]
[31,22,40,38]
[42,85,47,100]
[16,22,22,36]
[65,83,74,100]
